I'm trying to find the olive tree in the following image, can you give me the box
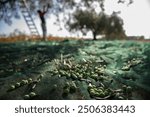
[67,10,108,40]
[104,12,126,39]
[67,10,125,40]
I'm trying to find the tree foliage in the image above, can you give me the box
[0,0,20,24]
[67,10,107,40]
[104,13,126,39]
[68,10,125,40]
[0,0,132,39]
[0,0,133,24]
[0,0,51,24]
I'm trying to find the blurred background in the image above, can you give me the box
[0,0,150,40]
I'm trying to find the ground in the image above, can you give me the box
[0,39,150,100]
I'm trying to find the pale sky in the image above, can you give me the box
[0,0,150,38]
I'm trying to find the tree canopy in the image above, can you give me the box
[0,0,133,24]
[0,0,133,39]
[67,10,125,40]
[67,10,107,40]
[104,12,126,39]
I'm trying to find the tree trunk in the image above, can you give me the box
[93,32,97,40]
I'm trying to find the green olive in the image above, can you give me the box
[122,66,130,71]
[90,90,96,96]
[64,64,71,70]
[92,85,96,88]
[29,92,37,97]
[126,86,132,93]
[97,89,103,93]
[99,92,105,98]
[75,72,80,77]
[95,92,100,97]
[53,70,59,75]
[88,85,93,90]
[15,82,21,88]
[28,78,33,83]
[71,73,78,79]
[24,95,30,100]
[122,85,127,89]
[60,70,65,76]
[66,73,71,78]
[78,74,82,79]
[9,85,15,90]
[113,71,117,74]
[21,80,28,85]
[117,96,125,100]
[94,67,98,70]
[53,84,57,88]
[89,88,95,93]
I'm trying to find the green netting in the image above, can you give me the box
[0,40,150,100]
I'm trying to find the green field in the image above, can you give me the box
[0,40,150,100]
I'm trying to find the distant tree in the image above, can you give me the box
[104,12,126,39]
[67,10,126,40]
[67,10,108,40]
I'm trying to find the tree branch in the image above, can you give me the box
[0,0,10,4]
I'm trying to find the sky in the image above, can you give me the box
[0,0,150,38]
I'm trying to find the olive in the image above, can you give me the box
[21,80,28,85]
[8,85,15,90]
[29,92,37,98]
[75,72,80,77]
[95,92,100,97]
[53,84,57,88]
[28,78,33,83]
[88,85,93,90]
[64,64,71,70]
[90,90,96,96]
[71,73,78,80]
[99,92,105,98]
[24,95,30,100]
[15,82,21,88]
[97,89,103,93]
[91,74,98,79]
[119,96,125,100]
[66,73,71,78]
[122,66,130,71]
[53,70,59,75]
[60,70,65,76]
